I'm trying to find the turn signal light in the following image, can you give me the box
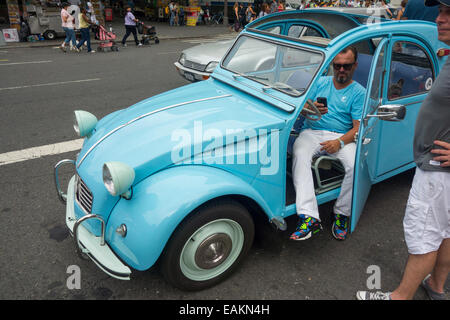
[437,48,450,57]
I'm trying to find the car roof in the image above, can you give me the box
[247,9,390,40]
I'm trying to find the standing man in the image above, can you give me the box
[290,46,365,241]
[357,0,450,300]
[121,6,142,47]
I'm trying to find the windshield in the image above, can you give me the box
[221,35,323,97]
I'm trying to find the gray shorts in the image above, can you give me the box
[403,168,450,255]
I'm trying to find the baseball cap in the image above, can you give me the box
[425,0,450,6]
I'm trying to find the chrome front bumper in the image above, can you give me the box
[174,61,211,82]
[54,160,132,280]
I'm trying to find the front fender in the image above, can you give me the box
[105,165,272,271]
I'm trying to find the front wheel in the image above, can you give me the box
[160,199,254,291]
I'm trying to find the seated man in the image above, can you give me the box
[290,46,366,241]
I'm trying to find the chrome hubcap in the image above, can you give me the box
[195,233,232,269]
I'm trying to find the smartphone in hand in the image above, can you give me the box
[317,97,328,108]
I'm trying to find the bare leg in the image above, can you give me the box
[428,238,450,293]
[390,251,438,300]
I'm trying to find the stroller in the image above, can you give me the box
[96,24,119,52]
[137,21,159,45]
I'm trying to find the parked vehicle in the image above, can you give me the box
[55,10,449,291]
[26,4,81,40]
[174,8,397,82]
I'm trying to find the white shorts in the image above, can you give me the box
[403,168,450,255]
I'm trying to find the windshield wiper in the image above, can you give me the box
[232,72,269,81]
[262,82,304,96]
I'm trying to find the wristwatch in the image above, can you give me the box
[338,138,345,149]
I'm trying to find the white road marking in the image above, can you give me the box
[0,139,84,166]
[181,34,236,44]
[0,78,101,91]
[0,60,52,66]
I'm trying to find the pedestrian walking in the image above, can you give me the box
[270,0,278,13]
[121,6,141,47]
[169,1,176,26]
[356,0,450,300]
[60,2,78,52]
[76,7,95,53]
[232,2,240,31]
[257,3,270,19]
[246,3,256,24]
[392,0,408,20]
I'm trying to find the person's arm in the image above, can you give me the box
[431,140,450,167]
[130,13,139,22]
[82,13,93,24]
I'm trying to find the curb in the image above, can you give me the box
[1,35,227,49]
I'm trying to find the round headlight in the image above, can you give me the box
[179,53,186,66]
[205,61,219,73]
[102,162,135,198]
[74,110,98,138]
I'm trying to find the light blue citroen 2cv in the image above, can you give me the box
[54,10,449,290]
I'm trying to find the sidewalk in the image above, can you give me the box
[1,19,234,49]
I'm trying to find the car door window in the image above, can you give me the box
[388,41,434,100]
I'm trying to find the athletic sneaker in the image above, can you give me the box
[421,274,446,300]
[356,291,391,300]
[332,214,349,240]
[59,45,66,53]
[290,214,322,241]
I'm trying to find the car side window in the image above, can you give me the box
[288,25,322,38]
[388,41,434,100]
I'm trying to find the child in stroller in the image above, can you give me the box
[137,21,160,45]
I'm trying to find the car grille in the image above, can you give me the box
[75,175,93,214]
[183,59,206,72]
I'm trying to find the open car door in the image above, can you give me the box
[350,38,389,233]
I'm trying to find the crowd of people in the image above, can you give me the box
[228,0,405,31]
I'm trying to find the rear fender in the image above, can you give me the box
[105,165,272,271]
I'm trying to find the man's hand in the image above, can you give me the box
[313,100,328,115]
[431,140,450,167]
[320,139,341,154]
[301,99,328,117]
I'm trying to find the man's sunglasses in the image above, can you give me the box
[333,63,355,71]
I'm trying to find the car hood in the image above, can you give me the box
[183,39,235,65]
[76,79,286,185]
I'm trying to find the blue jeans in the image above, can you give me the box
[63,27,76,46]
[76,28,92,52]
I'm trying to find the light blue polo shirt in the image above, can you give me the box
[303,76,366,134]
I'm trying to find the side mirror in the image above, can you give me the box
[376,104,406,121]
[365,104,406,125]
